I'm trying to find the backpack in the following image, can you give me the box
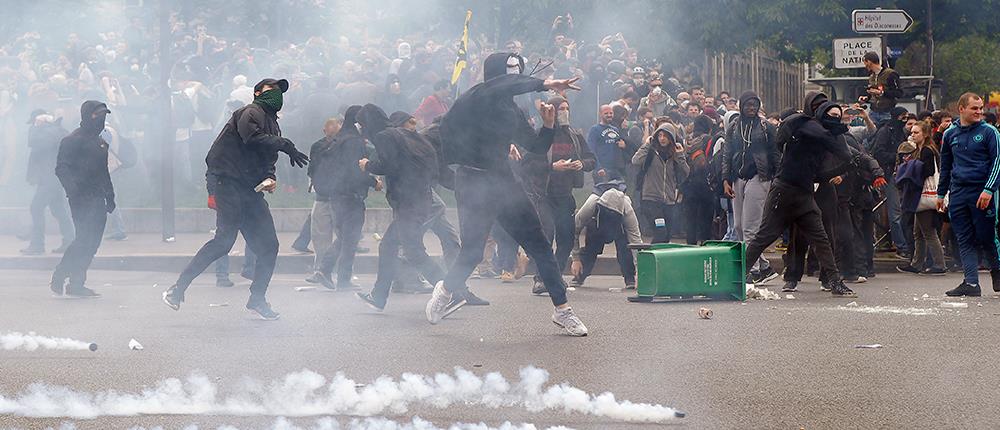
[706,131,727,196]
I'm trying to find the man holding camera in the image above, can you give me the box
[861,51,903,126]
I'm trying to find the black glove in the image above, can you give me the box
[106,196,116,214]
[281,140,309,168]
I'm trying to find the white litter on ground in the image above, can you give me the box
[940,302,969,309]
[0,366,682,423]
[854,344,883,349]
[834,305,937,316]
[34,417,576,430]
[746,285,780,300]
[128,339,143,350]
[0,331,92,351]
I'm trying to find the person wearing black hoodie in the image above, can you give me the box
[682,114,718,244]
[23,110,74,255]
[163,78,310,320]
[355,105,445,311]
[744,96,857,297]
[51,100,114,298]
[425,52,588,336]
[520,95,596,296]
[306,106,378,291]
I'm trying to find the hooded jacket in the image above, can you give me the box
[205,101,287,190]
[632,123,690,205]
[308,106,377,201]
[27,119,68,186]
[773,100,853,191]
[571,187,642,259]
[55,101,114,201]
[440,53,554,175]
[358,104,438,213]
[871,117,907,175]
[720,91,778,183]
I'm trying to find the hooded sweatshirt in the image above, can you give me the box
[632,123,690,205]
[773,98,853,191]
[721,90,778,183]
[308,105,377,201]
[359,104,438,212]
[440,52,554,175]
[55,101,114,200]
[571,187,642,259]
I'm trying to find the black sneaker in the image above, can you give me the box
[945,282,981,297]
[162,285,184,310]
[216,278,234,288]
[819,283,832,292]
[304,273,321,284]
[313,272,336,290]
[992,270,1000,292]
[459,290,490,306]
[896,265,921,274]
[921,268,947,276]
[65,286,101,298]
[828,280,857,297]
[754,267,779,285]
[355,292,385,311]
[781,281,798,292]
[246,300,280,320]
[569,277,584,288]
[531,279,548,296]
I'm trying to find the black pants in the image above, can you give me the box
[901,209,916,258]
[371,206,444,304]
[853,204,876,275]
[293,212,311,250]
[317,197,365,285]
[30,179,75,249]
[53,196,107,288]
[835,201,860,278]
[783,183,837,282]
[640,200,675,243]
[575,208,636,285]
[395,191,460,288]
[748,180,842,283]
[683,192,714,244]
[532,192,576,281]
[445,167,568,306]
[175,179,278,302]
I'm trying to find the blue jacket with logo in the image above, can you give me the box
[587,123,626,181]
[938,121,1000,197]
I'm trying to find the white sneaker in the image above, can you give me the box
[552,307,588,337]
[425,281,453,324]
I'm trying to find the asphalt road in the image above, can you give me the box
[1,268,998,429]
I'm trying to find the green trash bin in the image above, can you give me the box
[631,241,746,301]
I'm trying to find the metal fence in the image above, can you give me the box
[703,48,807,114]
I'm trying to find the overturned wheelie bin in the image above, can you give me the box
[628,241,746,302]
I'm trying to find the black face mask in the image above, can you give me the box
[822,116,848,135]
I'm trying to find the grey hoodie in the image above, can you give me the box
[571,188,642,259]
[631,122,690,204]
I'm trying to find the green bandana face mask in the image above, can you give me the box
[255,88,283,112]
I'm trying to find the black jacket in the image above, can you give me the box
[308,127,376,201]
[27,120,68,186]
[722,113,778,182]
[520,126,596,198]
[871,119,906,175]
[419,121,456,190]
[205,102,286,190]
[774,114,853,191]
[56,101,114,201]
[359,105,438,213]
[834,133,884,205]
[440,71,555,175]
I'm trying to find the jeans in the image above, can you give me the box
[175,178,278,303]
[733,177,772,272]
[683,192,714,244]
[912,210,945,271]
[105,208,126,237]
[395,191,461,287]
[370,206,444,305]
[882,184,907,253]
[721,198,736,241]
[640,200,675,243]
[52,196,107,288]
[312,197,365,284]
[869,110,891,127]
[947,187,1000,285]
[575,208,635,285]
[213,238,255,280]
[445,167,568,306]
[29,179,74,250]
[292,213,311,251]
[532,192,576,281]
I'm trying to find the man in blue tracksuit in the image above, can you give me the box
[938,92,1000,296]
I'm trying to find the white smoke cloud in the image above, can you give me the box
[32,417,575,430]
[0,367,681,423]
[0,332,92,351]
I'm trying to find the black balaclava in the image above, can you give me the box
[483,52,524,82]
[356,104,390,141]
[342,105,363,134]
[79,100,110,136]
[802,91,829,118]
[817,101,848,135]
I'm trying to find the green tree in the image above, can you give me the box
[932,35,1000,101]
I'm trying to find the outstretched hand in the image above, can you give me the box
[543,77,581,93]
[281,142,309,168]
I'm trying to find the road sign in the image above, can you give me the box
[833,37,882,69]
[852,9,914,33]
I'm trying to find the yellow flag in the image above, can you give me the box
[451,10,472,85]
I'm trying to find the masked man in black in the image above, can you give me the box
[354,105,444,311]
[162,78,309,320]
[51,101,114,298]
[424,53,589,336]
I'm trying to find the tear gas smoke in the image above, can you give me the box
[0,366,682,423]
[34,417,575,430]
[0,331,95,352]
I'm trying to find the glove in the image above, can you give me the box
[281,140,309,168]
[105,197,116,214]
[207,194,217,210]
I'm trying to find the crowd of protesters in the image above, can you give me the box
[9,7,1000,312]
